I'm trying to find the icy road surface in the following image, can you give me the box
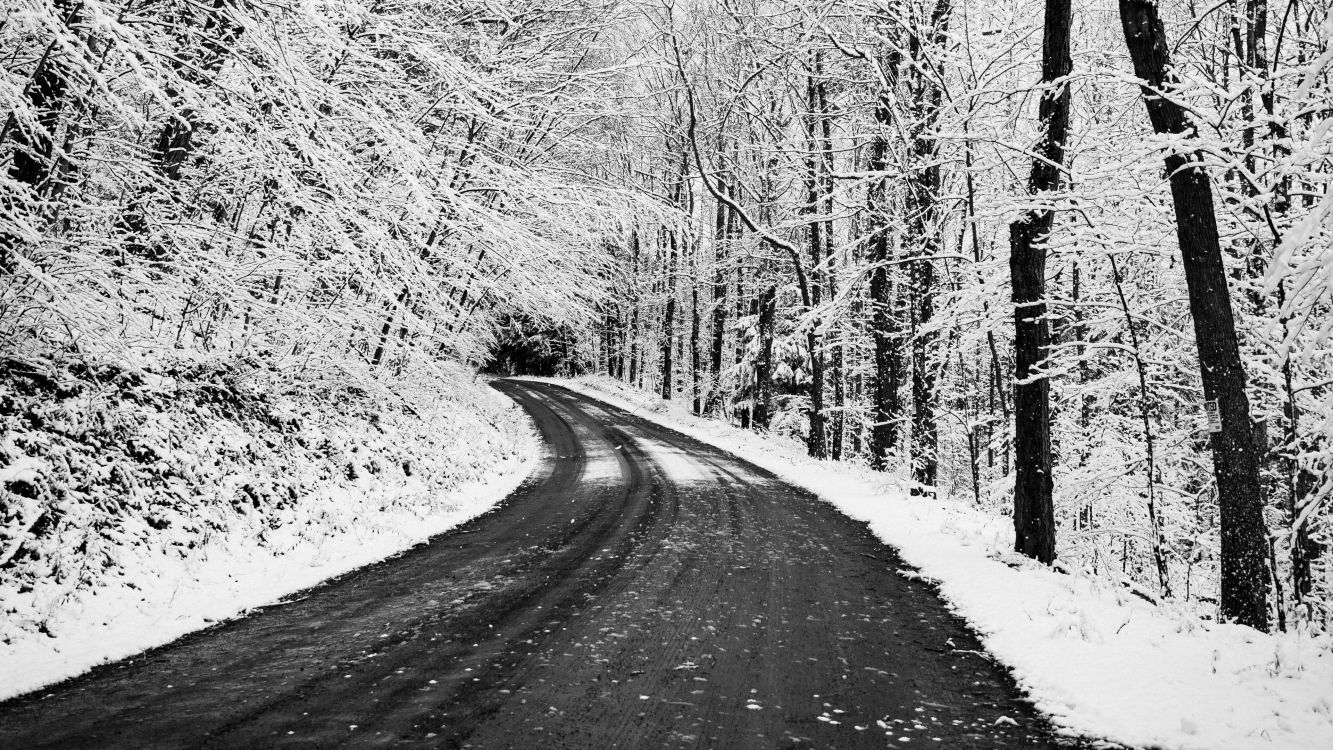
[0,380,1085,748]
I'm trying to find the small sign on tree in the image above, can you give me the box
[1203,399,1222,434]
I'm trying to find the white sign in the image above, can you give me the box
[1203,399,1222,434]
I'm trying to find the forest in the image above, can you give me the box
[1,0,1331,652]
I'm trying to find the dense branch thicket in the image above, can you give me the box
[571,0,1333,631]
[1,0,653,381]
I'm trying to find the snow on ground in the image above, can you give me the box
[541,375,1333,750]
[0,373,538,702]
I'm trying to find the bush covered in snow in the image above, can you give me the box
[0,352,533,655]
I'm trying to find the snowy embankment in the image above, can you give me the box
[0,360,537,701]
[542,375,1333,750]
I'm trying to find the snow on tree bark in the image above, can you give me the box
[1118,0,1271,630]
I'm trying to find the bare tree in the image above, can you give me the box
[1009,0,1072,563]
[1118,0,1271,630]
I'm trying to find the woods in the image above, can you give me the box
[572,0,1333,632]
[3,0,1332,638]
[2,0,642,377]
[0,0,649,642]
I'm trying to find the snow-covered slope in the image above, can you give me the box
[545,375,1333,750]
[0,360,537,700]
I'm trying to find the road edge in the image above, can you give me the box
[0,380,543,703]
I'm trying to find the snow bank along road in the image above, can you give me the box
[0,381,1087,749]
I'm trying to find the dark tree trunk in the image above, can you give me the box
[866,44,906,471]
[153,0,242,186]
[661,294,676,400]
[803,55,829,459]
[867,131,901,469]
[661,229,678,401]
[371,286,409,367]
[846,182,866,458]
[708,174,730,414]
[1009,0,1072,564]
[1119,0,1271,630]
[740,288,754,428]
[816,57,844,461]
[908,241,937,493]
[627,230,641,386]
[806,327,827,456]
[1072,261,1093,528]
[614,303,627,380]
[753,283,777,430]
[691,276,702,415]
[905,0,951,494]
[830,318,845,460]
[1290,435,1324,607]
[603,303,618,378]
[734,261,747,368]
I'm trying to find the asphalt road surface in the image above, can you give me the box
[0,380,1085,749]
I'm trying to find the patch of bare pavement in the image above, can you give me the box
[0,380,1094,749]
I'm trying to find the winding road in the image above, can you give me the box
[0,380,1082,748]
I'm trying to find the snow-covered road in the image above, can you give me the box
[0,381,1083,748]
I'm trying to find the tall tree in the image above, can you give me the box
[866,48,903,470]
[904,0,951,494]
[803,48,831,459]
[1009,0,1073,563]
[661,227,678,400]
[1118,0,1271,629]
[707,165,731,414]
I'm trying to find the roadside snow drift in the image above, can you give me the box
[0,361,536,701]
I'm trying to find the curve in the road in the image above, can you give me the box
[0,380,1087,749]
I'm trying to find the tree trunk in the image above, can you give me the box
[603,302,618,378]
[1118,0,1271,630]
[734,261,747,368]
[753,283,777,430]
[905,0,952,494]
[909,244,937,493]
[628,230,641,386]
[371,286,409,367]
[1110,254,1171,596]
[803,54,829,459]
[1291,436,1324,609]
[661,229,678,400]
[662,293,676,399]
[614,303,627,380]
[691,275,702,415]
[816,54,843,461]
[708,174,729,414]
[830,307,845,460]
[867,128,901,468]
[1010,0,1072,563]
